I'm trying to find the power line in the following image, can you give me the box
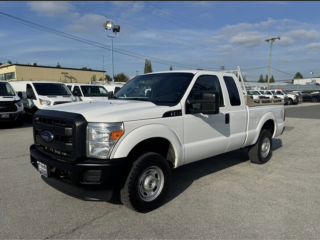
[0,11,211,70]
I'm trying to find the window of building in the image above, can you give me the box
[0,72,15,80]
[223,76,241,106]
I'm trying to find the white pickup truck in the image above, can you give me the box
[29,68,285,212]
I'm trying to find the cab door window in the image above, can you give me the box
[186,75,224,114]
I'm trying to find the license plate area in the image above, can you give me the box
[37,161,49,177]
[0,113,10,119]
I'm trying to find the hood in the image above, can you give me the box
[0,95,20,102]
[45,100,180,122]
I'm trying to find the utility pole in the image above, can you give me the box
[265,37,280,90]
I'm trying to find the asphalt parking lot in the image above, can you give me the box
[1,102,320,239]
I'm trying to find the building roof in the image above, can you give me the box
[0,63,105,72]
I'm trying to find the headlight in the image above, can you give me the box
[39,98,51,106]
[87,122,124,159]
[15,100,23,108]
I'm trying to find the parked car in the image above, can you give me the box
[66,83,109,101]
[302,92,320,102]
[10,81,76,116]
[0,80,24,126]
[30,68,285,212]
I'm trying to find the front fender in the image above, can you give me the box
[110,124,184,168]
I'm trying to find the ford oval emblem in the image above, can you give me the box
[41,130,54,142]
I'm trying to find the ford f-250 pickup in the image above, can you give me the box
[30,67,285,212]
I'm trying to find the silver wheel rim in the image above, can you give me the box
[261,137,271,158]
[138,166,164,202]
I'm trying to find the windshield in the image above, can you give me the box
[282,90,288,94]
[80,86,108,97]
[0,82,15,96]
[33,83,71,96]
[113,72,194,105]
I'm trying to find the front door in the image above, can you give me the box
[183,74,230,165]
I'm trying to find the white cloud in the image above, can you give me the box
[305,43,320,53]
[229,32,268,48]
[27,1,79,18]
[66,13,107,34]
[277,36,294,47]
[284,30,320,41]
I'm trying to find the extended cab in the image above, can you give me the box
[29,69,285,212]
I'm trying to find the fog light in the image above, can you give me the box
[83,170,102,183]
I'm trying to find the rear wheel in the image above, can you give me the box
[120,152,171,213]
[248,130,272,164]
[311,97,318,103]
[287,98,293,105]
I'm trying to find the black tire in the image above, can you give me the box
[287,98,293,105]
[120,152,171,213]
[248,130,272,164]
[311,97,318,103]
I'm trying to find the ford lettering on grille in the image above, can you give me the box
[41,130,54,142]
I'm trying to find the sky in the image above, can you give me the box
[1,1,320,82]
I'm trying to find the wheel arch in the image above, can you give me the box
[111,124,183,168]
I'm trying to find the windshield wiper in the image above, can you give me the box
[127,98,149,101]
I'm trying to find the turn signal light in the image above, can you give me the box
[111,130,124,140]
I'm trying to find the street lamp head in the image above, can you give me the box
[103,21,113,30]
[113,25,120,33]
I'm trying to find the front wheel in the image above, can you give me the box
[287,98,293,105]
[248,130,272,164]
[311,97,318,103]
[120,152,171,213]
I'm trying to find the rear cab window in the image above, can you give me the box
[223,76,241,106]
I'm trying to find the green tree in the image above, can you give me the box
[91,74,97,83]
[105,74,112,82]
[98,77,103,81]
[264,74,269,83]
[258,74,264,83]
[170,66,173,71]
[144,59,153,73]
[114,72,129,82]
[81,67,92,70]
[294,72,303,79]
[270,75,275,83]
[7,60,12,64]
[56,62,61,68]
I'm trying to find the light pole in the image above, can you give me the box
[265,37,280,90]
[103,21,120,82]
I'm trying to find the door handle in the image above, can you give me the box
[225,113,230,124]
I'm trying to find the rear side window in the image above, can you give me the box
[223,76,241,106]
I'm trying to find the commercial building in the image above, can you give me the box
[0,63,106,84]
[292,77,320,85]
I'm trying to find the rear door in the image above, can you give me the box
[222,76,247,151]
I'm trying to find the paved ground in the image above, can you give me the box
[1,103,320,239]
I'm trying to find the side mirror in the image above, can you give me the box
[187,91,220,115]
[26,89,36,100]
[108,91,114,98]
[114,87,120,93]
[73,91,82,97]
[17,92,23,99]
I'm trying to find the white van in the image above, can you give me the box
[66,83,109,101]
[0,80,24,126]
[10,81,76,116]
[93,82,124,94]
